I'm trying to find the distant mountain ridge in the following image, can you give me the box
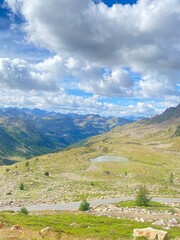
[147,103,180,124]
[0,108,133,165]
[1,104,179,165]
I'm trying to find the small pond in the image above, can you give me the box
[91,155,131,163]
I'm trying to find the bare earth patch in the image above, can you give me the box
[86,163,99,172]
[155,143,174,149]
[60,172,88,181]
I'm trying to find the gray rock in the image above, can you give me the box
[140,218,145,222]
[152,219,166,226]
[168,218,179,227]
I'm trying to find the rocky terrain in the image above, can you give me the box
[90,203,180,229]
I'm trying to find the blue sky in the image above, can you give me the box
[0,0,179,116]
[97,0,137,6]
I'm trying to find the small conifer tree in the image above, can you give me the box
[169,172,174,184]
[19,183,24,190]
[79,199,90,211]
[25,161,29,167]
[20,207,29,215]
[136,186,150,206]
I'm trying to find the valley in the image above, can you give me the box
[0,104,179,239]
[0,105,179,208]
[0,108,132,165]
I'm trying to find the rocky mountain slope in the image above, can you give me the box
[147,103,180,124]
[0,108,132,165]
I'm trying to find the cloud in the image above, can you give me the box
[5,0,180,71]
[0,57,58,91]
[138,72,179,98]
[0,54,134,97]
[5,0,180,94]
[2,0,180,115]
[0,88,173,117]
[79,67,134,97]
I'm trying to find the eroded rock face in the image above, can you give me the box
[133,227,168,240]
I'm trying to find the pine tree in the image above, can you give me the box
[136,186,150,206]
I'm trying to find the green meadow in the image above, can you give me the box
[0,211,179,239]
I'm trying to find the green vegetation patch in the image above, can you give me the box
[116,200,173,211]
[0,211,157,239]
[0,211,179,239]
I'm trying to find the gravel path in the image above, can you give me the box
[0,197,180,212]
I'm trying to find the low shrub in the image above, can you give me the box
[20,207,29,215]
[79,199,90,211]
[44,171,49,176]
[19,183,24,190]
[25,161,29,167]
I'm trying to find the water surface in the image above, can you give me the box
[91,155,131,163]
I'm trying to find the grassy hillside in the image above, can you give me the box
[0,125,19,165]
[0,117,179,207]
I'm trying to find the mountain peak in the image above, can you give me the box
[148,103,180,124]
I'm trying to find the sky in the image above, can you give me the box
[0,0,179,117]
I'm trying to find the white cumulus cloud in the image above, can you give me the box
[2,0,180,115]
[0,57,59,91]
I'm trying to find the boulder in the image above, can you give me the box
[168,218,179,227]
[0,222,5,228]
[152,219,166,226]
[140,218,145,222]
[11,225,21,230]
[39,226,51,237]
[133,227,168,240]
[103,171,110,175]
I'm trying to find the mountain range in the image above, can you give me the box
[0,108,133,165]
[0,104,179,166]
